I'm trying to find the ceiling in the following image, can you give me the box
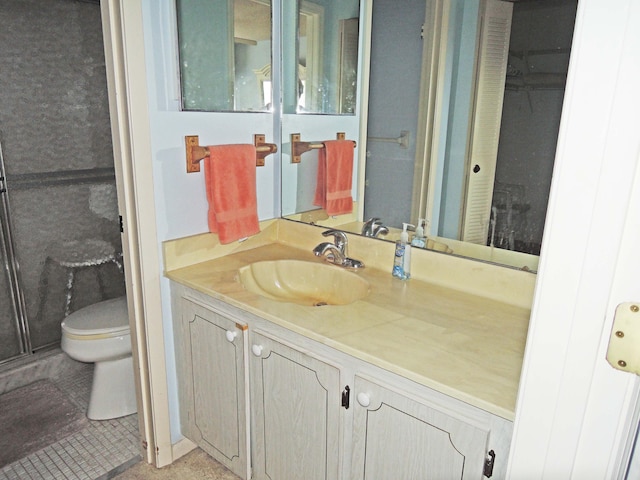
[234,0,271,42]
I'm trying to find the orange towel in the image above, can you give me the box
[204,144,260,244]
[313,140,354,216]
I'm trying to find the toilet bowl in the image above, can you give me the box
[61,296,137,420]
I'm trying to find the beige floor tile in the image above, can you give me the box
[114,449,240,480]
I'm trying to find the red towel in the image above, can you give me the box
[204,145,260,244]
[313,140,354,216]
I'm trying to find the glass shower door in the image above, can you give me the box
[0,0,125,354]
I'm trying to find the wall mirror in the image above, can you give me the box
[282,0,360,114]
[283,0,578,272]
[176,0,272,112]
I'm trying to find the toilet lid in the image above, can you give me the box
[61,297,129,336]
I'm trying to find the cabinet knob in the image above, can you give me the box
[252,344,264,357]
[357,392,371,407]
[225,330,237,342]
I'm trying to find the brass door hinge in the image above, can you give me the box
[607,303,640,375]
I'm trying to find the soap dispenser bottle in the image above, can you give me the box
[392,223,413,280]
[411,218,426,248]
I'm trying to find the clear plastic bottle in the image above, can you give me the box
[411,218,426,248]
[392,223,413,280]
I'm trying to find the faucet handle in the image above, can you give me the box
[321,229,348,253]
[362,217,382,236]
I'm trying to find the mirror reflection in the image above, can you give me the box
[283,0,360,114]
[176,0,272,112]
[285,0,577,272]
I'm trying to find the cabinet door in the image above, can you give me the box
[250,331,342,480]
[177,298,249,479]
[350,376,489,480]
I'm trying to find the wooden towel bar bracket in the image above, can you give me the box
[185,134,278,173]
[290,132,357,164]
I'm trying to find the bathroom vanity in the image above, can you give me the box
[164,220,534,480]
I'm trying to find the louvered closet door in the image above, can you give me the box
[461,0,513,244]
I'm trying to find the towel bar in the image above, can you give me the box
[290,132,357,164]
[185,134,277,173]
[367,130,410,149]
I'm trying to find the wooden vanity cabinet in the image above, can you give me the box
[171,286,511,480]
[173,296,250,479]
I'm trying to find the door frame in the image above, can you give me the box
[100,0,173,467]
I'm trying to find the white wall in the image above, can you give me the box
[143,3,278,239]
[363,0,425,229]
[141,0,278,442]
[234,40,272,111]
[140,0,363,442]
[437,0,480,237]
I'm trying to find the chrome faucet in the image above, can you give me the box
[313,229,365,269]
[361,217,389,238]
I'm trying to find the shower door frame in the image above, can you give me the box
[0,139,32,364]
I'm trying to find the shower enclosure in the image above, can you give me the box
[0,0,125,366]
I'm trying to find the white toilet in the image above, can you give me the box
[61,296,137,420]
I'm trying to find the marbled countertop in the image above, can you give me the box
[165,240,530,420]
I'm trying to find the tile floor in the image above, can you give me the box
[0,351,141,480]
[112,448,240,480]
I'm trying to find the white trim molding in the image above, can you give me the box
[101,0,173,468]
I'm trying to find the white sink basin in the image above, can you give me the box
[238,260,370,306]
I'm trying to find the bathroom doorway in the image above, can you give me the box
[0,0,138,475]
[0,0,126,366]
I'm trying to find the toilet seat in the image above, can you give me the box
[61,296,129,338]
